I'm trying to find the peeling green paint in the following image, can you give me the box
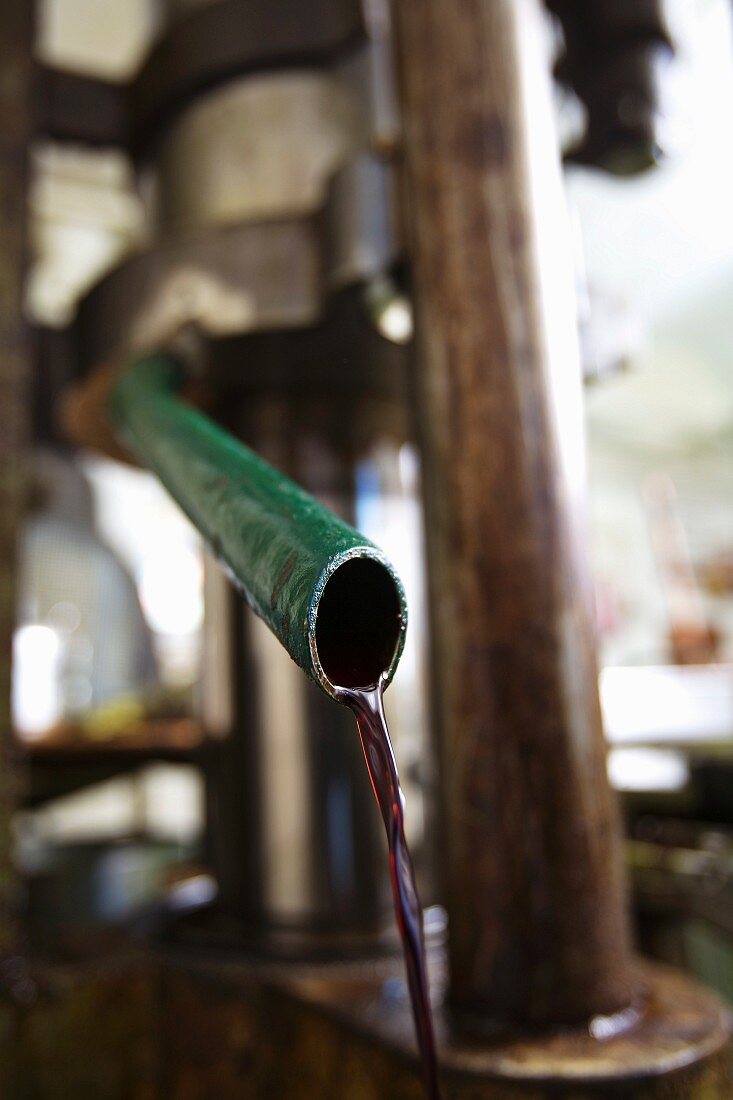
[110,354,407,698]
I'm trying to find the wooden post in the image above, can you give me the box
[393,0,635,1027]
[0,2,32,958]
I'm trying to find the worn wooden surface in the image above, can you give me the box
[393,0,634,1026]
[159,959,733,1099]
[31,949,733,1099]
[0,958,159,1100]
[0,1,32,958]
[1,950,726,1099]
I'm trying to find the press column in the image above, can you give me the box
[393,0,635,1026]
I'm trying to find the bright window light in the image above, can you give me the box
[607,747,690,793]
[377,296,414,344]
[13,624,63,738]
[137,545,203,636]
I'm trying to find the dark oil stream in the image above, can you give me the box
[337,676,443,1100]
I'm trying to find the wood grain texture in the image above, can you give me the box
[158,954,731,1099]
[0,951,728,1097]
[393,0,634,1025]
[0,1,32,956]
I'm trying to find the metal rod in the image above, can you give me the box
[109,353,407,699]
[393,0,634,1027]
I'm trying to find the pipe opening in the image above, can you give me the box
[315,557,403,690]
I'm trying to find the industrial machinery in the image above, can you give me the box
[0,0,731,1096]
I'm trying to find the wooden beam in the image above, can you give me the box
[393,0,634,1027]
[0,1,32,959]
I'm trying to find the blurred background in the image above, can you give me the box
[4,0,733,1046]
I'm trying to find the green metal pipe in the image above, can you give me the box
[109,353,407,698]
